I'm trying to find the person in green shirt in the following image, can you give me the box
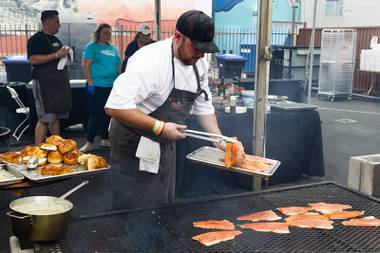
[80,23,121,152]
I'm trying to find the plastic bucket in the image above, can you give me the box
[0,127,11,153]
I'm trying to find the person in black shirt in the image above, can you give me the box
[27,10,71,144]
[121,23,155,72]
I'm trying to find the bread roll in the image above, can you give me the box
[63,149,79,165]
[40,143,57,151]
[45,135,64,146]
[47,151,63,164]
[87,156,108,170]
[78,154,94,166]
[57,139,76,154]
[21,146,47,159]
[38,157,47,166]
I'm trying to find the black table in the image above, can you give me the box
[176,108,324,198]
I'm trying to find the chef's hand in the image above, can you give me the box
[56,47,70,58]
[160,122,187,141]
[87,85,95,95]
[213,140,226,151]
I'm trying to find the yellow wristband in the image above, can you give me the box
[156,121,165,136]
[152,120,160,134]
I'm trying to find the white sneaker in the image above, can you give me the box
[79,143,94,152]
[101,139,111,147]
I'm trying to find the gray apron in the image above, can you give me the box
[33,35,72,113]
[109,45,208,210]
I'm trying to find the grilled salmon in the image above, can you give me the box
[342,216,380,227]
[285,213,334,230]
[309,202,352,214]
[237,210,282,222]
[277,206,312,216]
[192,230,242,246]
[193,220,235,230]
[224,140,273,171]
[239,222,290,234]
[326,210,365,220]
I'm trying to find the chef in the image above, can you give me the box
[105,10,224,210]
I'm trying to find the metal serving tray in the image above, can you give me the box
[186,146,280,177]
[0,164,24,186]
[11,164,110,183]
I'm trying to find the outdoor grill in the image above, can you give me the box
[34,182,380,253]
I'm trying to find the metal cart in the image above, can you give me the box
[318,29,357,102]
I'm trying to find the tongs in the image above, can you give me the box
[182,129,238,143]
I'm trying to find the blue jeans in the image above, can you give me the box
[86,86,112,143]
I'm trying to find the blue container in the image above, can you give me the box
[240,43,256,74]
[215,54,246,79]
[239,33,292,74]
[3,56,32,83]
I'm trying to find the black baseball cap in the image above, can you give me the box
[176,10,219,53]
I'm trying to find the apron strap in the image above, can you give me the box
[192,64,209,101]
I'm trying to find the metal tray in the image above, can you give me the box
[0,164,24,186]
[11,164,111,183]
[186,146,280,177]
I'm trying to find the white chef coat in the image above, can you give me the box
[105,37,215,116]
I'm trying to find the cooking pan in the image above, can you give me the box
[7,180,88,242]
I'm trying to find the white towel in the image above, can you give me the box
[57,47,73,70]
[136,136,161,174]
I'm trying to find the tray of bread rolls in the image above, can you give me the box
[0,135,110,182]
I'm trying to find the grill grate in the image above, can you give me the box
[41,182,380,253]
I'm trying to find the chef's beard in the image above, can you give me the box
[177,41,200,65]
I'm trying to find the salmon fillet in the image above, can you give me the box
[239,222,290,234]
[285,213,334,230]
[277,206,312,216]
[237,154,272,171]
[237,210,282,221]
[224,140,273,171]
[342,216,380,227]
[193,220,235,230]
[326,210,365,220]
[192,230,242,246]
[309,202,352,214]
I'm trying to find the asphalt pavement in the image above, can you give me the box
[311,95,380,185]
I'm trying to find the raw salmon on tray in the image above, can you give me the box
[309,202,352,214]
[285,213,334,230]
[342,216,380,227]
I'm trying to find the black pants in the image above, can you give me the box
[86,86,112,143]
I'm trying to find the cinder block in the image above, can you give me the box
[348,154,380,197]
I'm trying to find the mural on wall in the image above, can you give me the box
[0,0,197,25]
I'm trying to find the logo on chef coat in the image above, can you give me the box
[52,42,61,48]
[200,73,206,84]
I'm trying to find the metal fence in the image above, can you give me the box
[0,24,291,75]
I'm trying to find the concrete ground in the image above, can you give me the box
[311,95,380,185]
[0,95,379,252]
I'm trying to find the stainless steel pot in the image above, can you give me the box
[7,180,88,242]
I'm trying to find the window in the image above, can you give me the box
[325,0,342,16]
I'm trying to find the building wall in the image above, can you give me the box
[301,0,380,28]
[214,0,301,30]
[0,0,77,24]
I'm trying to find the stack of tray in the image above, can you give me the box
[0,164,24,186]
